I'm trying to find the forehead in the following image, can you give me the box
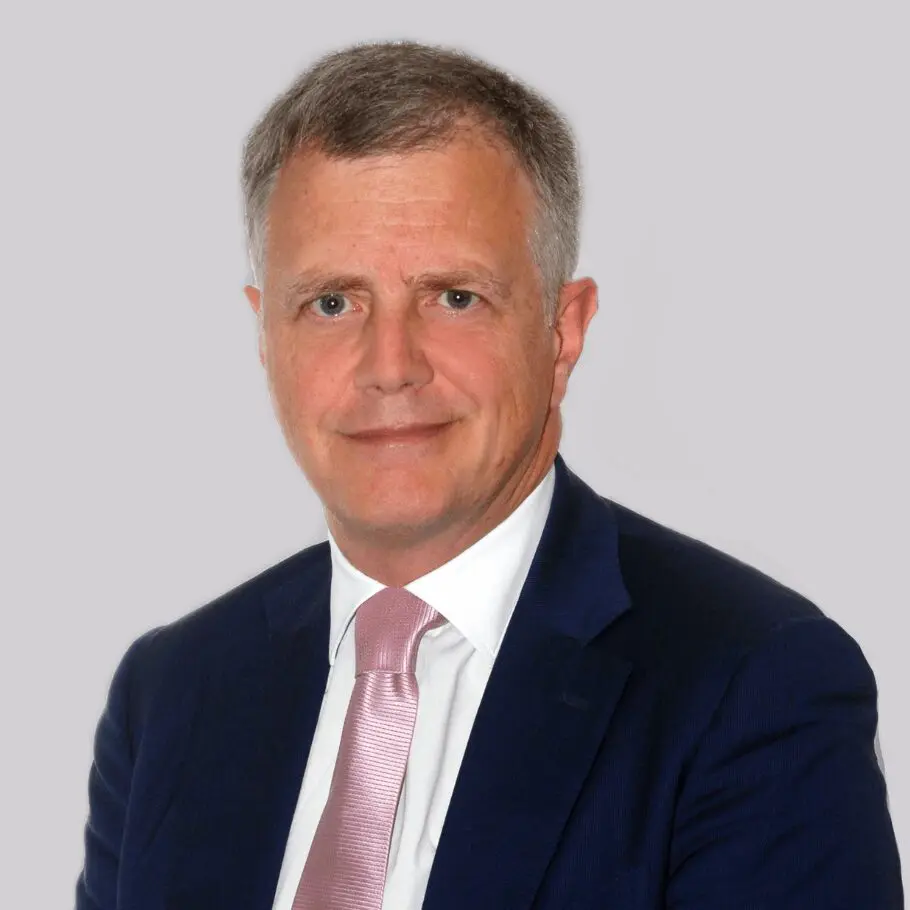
[264,135,538,275]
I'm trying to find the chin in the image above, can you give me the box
[337,483,456,538]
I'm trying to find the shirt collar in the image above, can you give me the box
[326,463,556,666]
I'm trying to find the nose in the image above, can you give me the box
[354,305,434,394]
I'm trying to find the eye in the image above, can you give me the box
[309,292,352,318]
[438,289,479,311]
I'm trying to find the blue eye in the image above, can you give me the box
[439,289,479,310]
[311,293,351,317]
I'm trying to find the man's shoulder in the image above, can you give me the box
[605,497,827,664]
[591,496,877,751]
[122,539,331,685]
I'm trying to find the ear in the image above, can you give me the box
[549,277,598,410]
[244,285,266,367]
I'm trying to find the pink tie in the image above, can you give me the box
[292,587,444,910]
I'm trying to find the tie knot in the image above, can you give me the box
[355,587,443,674]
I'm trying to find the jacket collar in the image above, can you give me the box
[263,452,631,644]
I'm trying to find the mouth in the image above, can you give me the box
[344,422,453,445]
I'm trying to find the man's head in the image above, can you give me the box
[241,41,598,578]
[243,41,582,321]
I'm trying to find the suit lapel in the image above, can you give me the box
[423,456,633,910]
[162,554,332,910]
[160,456,631,910]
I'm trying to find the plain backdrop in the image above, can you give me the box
[1,1,906,905]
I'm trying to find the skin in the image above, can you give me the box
[245,131,598,586]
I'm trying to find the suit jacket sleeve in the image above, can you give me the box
[667,615,903,908]
[75,632,154,910]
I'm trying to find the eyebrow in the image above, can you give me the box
[281,267,512,307]
[283,272,371,308]
[409,269,512,299]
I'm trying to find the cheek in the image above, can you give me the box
[503,337,555,426]
[266,339,336,434]
[434,330,546,423]
[431,333,503,408]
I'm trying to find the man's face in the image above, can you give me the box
[247,133,595,549]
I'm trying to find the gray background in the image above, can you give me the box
[1,1,906,905]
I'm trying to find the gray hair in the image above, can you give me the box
[241,40,581,324]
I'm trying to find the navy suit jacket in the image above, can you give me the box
[77,455,903,908]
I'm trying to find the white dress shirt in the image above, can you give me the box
[271,464,556,910]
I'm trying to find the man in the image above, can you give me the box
[76,40,903,909]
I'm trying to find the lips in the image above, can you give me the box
[345,422,451,442]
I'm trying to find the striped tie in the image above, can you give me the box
[292,587,444,910]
